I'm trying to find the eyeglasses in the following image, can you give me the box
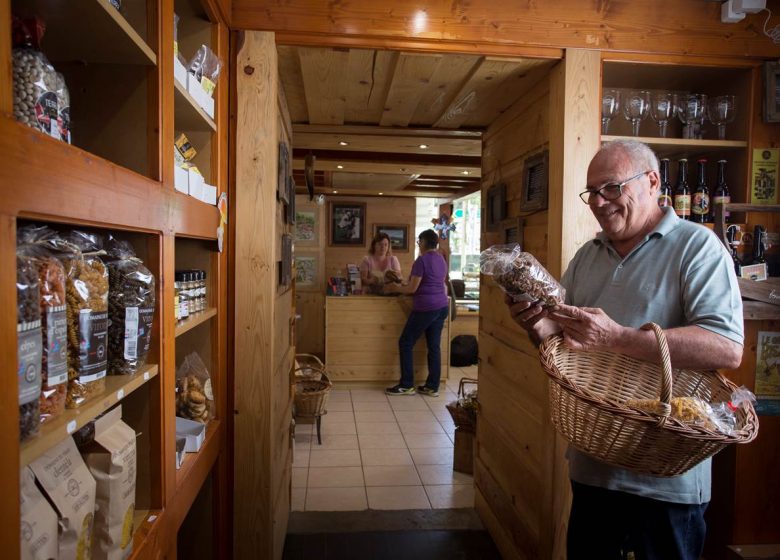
[578,170,650,204]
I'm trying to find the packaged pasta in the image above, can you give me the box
[58,231,109,408]
[16,254,43,441]
[106,237,156,375]
[480,243,565,306]
[17,225,68,423]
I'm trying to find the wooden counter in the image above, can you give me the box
[325,296,450,382]
[452,304,480,340]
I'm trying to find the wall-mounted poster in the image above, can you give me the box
[295,208,318,245]
[329,202,366,246]
[755,330,780,396]
[279,234,293,289]
[750,148,779,205]
[294,255,318,288]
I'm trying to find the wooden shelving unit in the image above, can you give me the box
[1,0,229,557]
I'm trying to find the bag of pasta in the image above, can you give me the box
[16,253,42,441]
[106,236,156,376]
[17,225,68,424]
[58,231,109,408]
[480,243,565,306]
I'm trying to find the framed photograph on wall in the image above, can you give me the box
[294,254,320,291]
[373,223,409,252]
[503,217,525,247]
[279,234,293,289]
[286,177,296,224]
[486,183,506,231]
[295,207,318,246]
[329,202,366,246]
[764,61,780,123]
[521,150,549,212]
[277,142,290,204]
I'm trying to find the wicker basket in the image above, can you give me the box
[294,373,332,417]
[446,378,478,432]
[294,353,326,381]
[538,323,759,477]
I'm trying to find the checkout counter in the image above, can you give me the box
[325,295,451,382]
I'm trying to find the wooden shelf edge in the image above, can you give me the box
[97,0,157,65]
[20,364,160,467]
[128,509,164,560]
[174,80,218,132]
[172,419,223,528]
[175,307,218,337]
[743,301,780,321]
[602,135,747,148]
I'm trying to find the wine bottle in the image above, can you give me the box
[712,159,731,224]
[692,158,710,223]
[658,158,673,208]
[674,158,690,220]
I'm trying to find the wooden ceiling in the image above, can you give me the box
[279,46,555,198]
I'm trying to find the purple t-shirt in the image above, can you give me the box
[411,251,449,312]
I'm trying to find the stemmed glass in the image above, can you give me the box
[676,93,708,139]
[601,89,621,135]
[707,95,736,140]
[622,90,650,136]
[649,91,674,137]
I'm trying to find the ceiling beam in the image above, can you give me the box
[291,156,480,178]
[379,52,442,127]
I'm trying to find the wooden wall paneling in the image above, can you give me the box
[295,292,325,355]
[344,49,398,125]
[297,47,349,125]
[277,46,309,123]
[379,52,442,127]
[234,30,279,559]
[475,489,523,560]
[239,0,780,59]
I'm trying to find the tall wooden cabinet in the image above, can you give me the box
[0,0,230,557]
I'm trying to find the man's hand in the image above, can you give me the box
[505,294,549,331]
[547,304,625,351]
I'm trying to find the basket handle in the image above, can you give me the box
[640,323,672,418]
[295,353,325,369]
[458,377,478,398]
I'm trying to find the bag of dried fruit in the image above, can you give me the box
[105,236,156,376]
[480,243,565,307]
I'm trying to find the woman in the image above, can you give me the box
[384,229,449,396]
[360,233,402,294]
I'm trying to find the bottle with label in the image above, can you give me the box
[198,270,206,311]
[726,225,742,276]
[187,272,197,315]
[752,225,767,265]
[174,275,180,322]
[202,270,208,309]
[692,158,710,223]
[658,158,673,208]
[712,159,731,224]
[674,158,691,220]
[177,272,190,321]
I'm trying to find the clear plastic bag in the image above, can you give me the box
[188,45,222,96]
[17,225,68,424]
[106,237,156,375]
[55,71,71,144]
[480,243,565,306]
[16,254,43,441]
[175,352,214,423]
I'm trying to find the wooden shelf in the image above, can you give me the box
[175,307,218,337]
[175,80,218,133]
[128,509,163,560]
[16,0,156,65]
[20,364,159,467]
[602,135,747,150]
[175,419,220,489]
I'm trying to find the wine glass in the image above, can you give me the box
[649,91,674,137]
[601,89,621,135]
[676,93,708,139]
[622,90,650,136]
[707,95,736,140]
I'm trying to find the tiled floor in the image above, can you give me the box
[292,366,477,512]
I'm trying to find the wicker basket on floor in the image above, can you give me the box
[538,322,759,477]
[446,378,478,432]
[294,353,327,381]
[294,373,332,417]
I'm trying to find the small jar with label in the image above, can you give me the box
[187,271,198,315]
[174,274,180,321]
[198,270,206,311]
[201,270,208,309]
[177,272,190,321]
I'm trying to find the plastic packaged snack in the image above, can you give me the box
[16,255,43,441]
[188,44,222,96]
[480,243,565,306]
[55,71,71,144]
[106,237,156,375]
[17,226,69,424]
[175,352,214,423]
[58,231,109,408]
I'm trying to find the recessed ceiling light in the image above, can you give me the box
[399,168,407,172]
[337,164,344,169]
[378,192,384,195]
[419,144,429,149]
[333,190,338,194]
[461,170,470,175]
[339,141,349,146]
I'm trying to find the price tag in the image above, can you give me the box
[66,420,77,434]
[147,515,157,523]
[116,388,125,401]
[143,371,150,381]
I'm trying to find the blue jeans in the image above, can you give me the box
[398,306,449,390]
[567,481,707,560]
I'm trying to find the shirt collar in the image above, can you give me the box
[594,206,679,246]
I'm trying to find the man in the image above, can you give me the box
[506,140,743,559]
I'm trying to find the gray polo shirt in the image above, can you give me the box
[560,207,743,504]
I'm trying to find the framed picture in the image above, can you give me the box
[764,61,780,123]
[503,217,525,247]
[286,177,296,224]
[279,234,292,289]
[277,142,290,204]
[486,183,506,230]
[521,150,549,212]
[294,254,320,291]
[294,207,318,246]
[329,202,366,246]
[373,223,409,252]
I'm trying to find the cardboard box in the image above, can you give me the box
[188,169,204,201]
[175,416,205,452]
[202,184,217,205]
[174,57,188,89]
[174,165,189,194]
[453,427,475,474]
[187,77,214,118]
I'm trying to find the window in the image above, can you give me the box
[449,192,481,299]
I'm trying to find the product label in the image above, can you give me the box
[59,105,71,144]
[46,306,68,386]
[34,91,59,139]
[657,194,673,208]
[18,320,43,405]
[674,194,691,216]
[125,307,154,360]
[78,309,108,383]
[692,193,710,215]
[174,295,180,321]
[201,77,216,95]
[713,195,731,218]
[180,299,189,319]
